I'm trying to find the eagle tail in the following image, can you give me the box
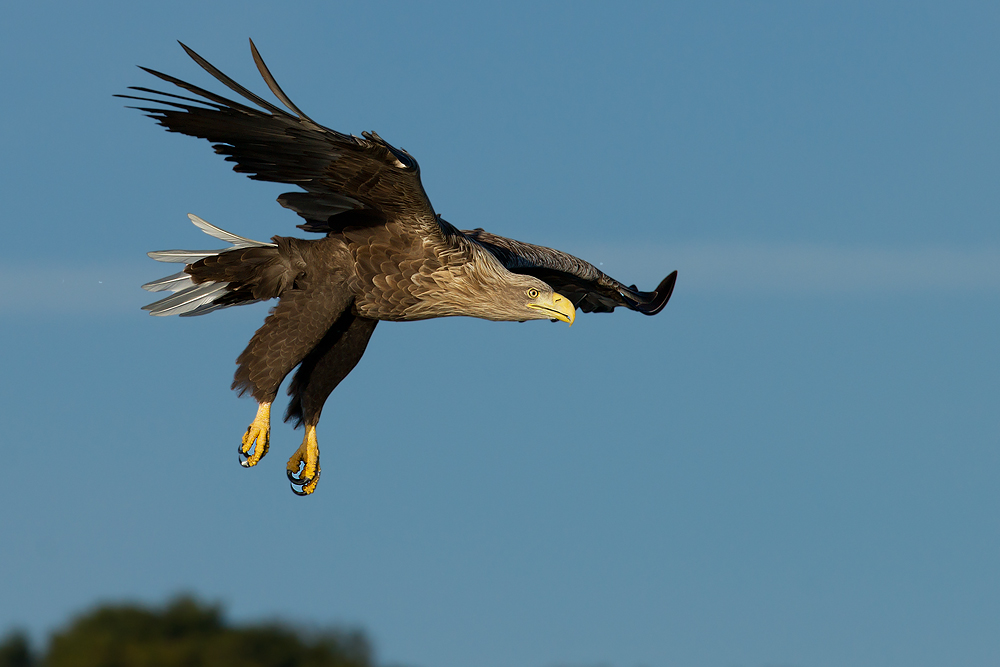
[142,214,277,317]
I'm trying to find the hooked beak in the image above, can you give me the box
[526,291,576,326]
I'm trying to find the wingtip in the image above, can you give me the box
[176,41,197,61]
[248,39,264,74]
[635,270,677,316]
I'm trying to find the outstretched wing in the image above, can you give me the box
[118,40,441,238]
[464,228,676,315]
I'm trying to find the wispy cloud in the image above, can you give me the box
[2,244,998,316]
[582,243,1000,295]
[0,264,153,315]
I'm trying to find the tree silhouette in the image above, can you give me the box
[0,631,34,667]
[1,596,373,667]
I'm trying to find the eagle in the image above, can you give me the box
[124,40,677,495]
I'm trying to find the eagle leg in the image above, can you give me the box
[286,424,321,495]
[239,402,271,467]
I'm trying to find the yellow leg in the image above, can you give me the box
[286,424,321,495]
[239,402,271,468]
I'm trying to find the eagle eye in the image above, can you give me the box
[526,288,539,299]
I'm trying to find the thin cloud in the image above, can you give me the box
[0,264,154,315]
[583,243,1000,295]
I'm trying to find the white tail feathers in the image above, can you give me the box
[142,214,275,317]
[141,271,194,293]
[186,214,275,249]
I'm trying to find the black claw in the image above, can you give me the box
[239,441,260,467]
[287,468,310,485]
[287,466,320,496]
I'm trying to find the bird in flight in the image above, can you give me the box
[123,40,677,495]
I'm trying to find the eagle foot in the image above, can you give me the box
[286,425,321,495]
[239,402,271,468]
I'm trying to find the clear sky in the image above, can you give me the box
[2,2,998,666]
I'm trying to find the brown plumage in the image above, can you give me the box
[128,40,677,495]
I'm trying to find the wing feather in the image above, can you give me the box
[178,40,293,119]
[119,40,441,240]
[247,39,315,122]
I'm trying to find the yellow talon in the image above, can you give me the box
[287,424,321,495]
[240,402,271,467]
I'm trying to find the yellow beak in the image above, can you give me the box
[527,291,576,326]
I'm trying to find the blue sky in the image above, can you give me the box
[1,2,998,666]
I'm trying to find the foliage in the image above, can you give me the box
[4,596,372,667]
[0,631,34,667]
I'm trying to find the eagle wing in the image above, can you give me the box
[464,229,676,315]
[118,40,440,238]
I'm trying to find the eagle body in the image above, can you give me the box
[127,40,677,494]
